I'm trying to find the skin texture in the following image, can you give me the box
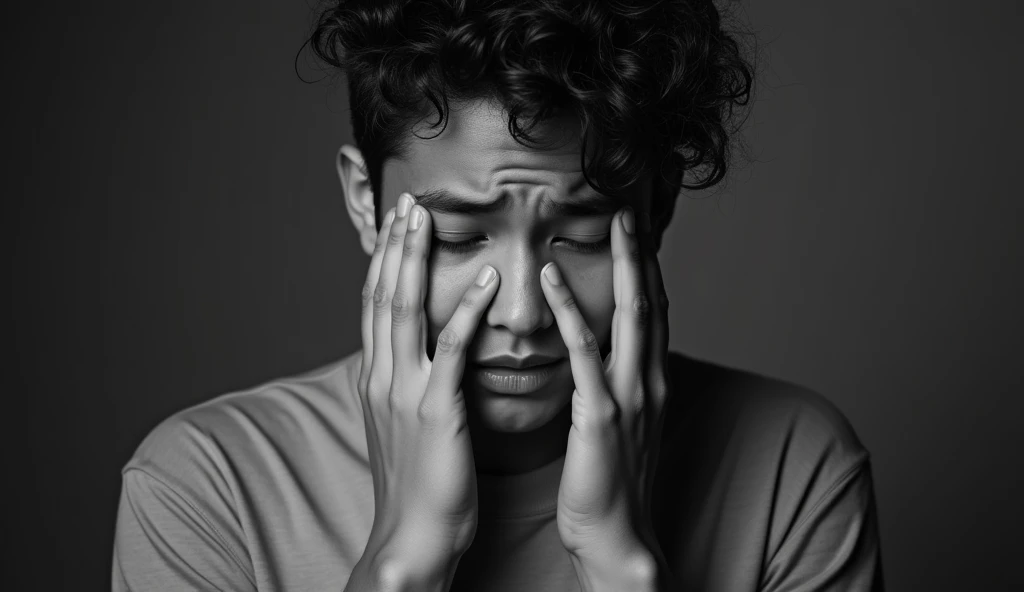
[340,97,679,589]
[341,99,654,475]
[344,199,497,591]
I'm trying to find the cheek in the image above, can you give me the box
[562,256,615,344]
[422,255,616,347]
[424,260,477,341]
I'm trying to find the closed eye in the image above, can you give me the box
[556,236,611,254]
[432,235,486,255]
[431,235,611,255]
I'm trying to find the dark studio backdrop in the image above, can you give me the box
[9,0,1023,590]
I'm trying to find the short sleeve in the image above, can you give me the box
[112,468,257,592]
[761,460,884,592]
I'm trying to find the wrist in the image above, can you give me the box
[357,526,466,592]
[569,546,661,592]
[369,554,460,592]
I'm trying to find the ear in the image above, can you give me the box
[336,144,378,256]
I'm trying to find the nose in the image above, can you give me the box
[483,247,554,338]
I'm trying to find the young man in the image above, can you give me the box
[112,1,883,590]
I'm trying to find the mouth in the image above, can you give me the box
[467,358,567,395]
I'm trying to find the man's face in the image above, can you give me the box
[378,99,650,433]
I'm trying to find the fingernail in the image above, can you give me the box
[621,207,635,235]
[384,208,396,226]
[409,206,423,231]
[475,265,496,287]
[397,193,413,218]
[542,262,563,286]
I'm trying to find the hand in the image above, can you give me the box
[540,207,673,590]
[352,193,500,587]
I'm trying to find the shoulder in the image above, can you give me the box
[663,350,871,495]
[667,350,867,452]
[122,350,365,497]
[113,351,368,588]
[660,352,884,588]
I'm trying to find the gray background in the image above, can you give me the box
[9,0,1022,589]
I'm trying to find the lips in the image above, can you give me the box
[472,353,563,369]
[468,358,567,394]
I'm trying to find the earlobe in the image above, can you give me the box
[336,144,378,256]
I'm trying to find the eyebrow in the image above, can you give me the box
[412,187,624,217]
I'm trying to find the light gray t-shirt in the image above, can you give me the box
[112,350,883,591]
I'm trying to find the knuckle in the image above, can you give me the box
[373,282,389,311]
[389,374,421,411]
[402,240,419,260]
[367,372,390,402]
[576,327,600,356]
[559,295,579,312]
[387,228,405,247]
[416,398,442,425]
[362,281,375,307]
[391,291,413,323]
[388,389,405,413]
[435,327,462,354]
[632,292,650,325]
[597,398,621,425]
[630,393,645,418]
[651,376,670,401]
[629,382,647,415]
[460,293,477,309]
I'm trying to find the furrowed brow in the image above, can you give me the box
[545,193,624,217]
[412,188,623,217]
[412,189,511,216]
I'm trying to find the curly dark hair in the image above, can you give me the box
[303,0,756,233]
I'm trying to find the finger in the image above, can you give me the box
[359,206,397,397]
[369,193,415,399]
[633,211,670,524]
[422,265,499,417]
[420,301,429,369]
[392,204,432,375]
[606,230,621,369]
[638,211,670,415]
[609,206,648,413]
[640,245,670,533]
[606,305,619,368]
[539,261,616,429]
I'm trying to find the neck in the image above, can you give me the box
[468,403,572,476]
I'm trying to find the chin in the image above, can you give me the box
[465,385,572,433]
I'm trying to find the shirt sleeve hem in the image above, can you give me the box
[120,466,258,589]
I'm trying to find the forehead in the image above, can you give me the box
[380,99,637,212]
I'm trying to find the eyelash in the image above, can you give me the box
[432,236,611,255]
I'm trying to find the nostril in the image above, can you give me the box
[479,258,557,336]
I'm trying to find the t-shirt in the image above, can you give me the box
[112,350,884,591]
